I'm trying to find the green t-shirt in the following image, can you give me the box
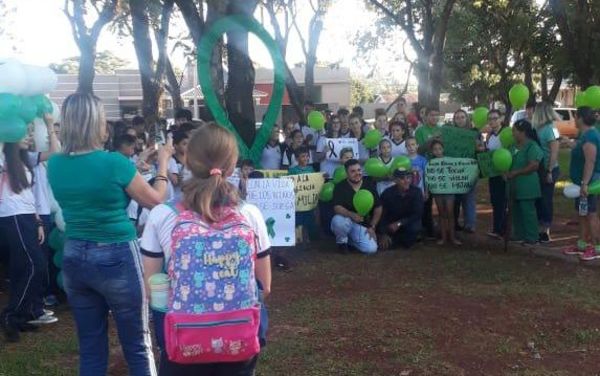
[537,122,558,170]
[415,124,441,148]
[48,151,137,242]
[511,140,543,200]
[570,128,600,184]
[288,165,315,175]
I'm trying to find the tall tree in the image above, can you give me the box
[64,0,119,94]
[367,0,456,110]
[225,0,259,146]
[549,0,600,88]
[49,50,130,74]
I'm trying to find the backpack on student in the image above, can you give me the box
[164,202,261,364]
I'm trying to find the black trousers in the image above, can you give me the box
[422,195,434,236]
[489,176,507,235]
[0,214,46,325]
[391,220,422,249]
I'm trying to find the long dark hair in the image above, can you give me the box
[2,143,33,194]
[513,119,541,146]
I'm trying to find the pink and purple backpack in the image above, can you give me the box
[164,202,261,364]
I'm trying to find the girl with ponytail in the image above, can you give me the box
[141,123,272,375]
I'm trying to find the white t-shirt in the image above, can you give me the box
[168,156,186,200]
[28,152,52,215]
[316,136,339,178]
[388,138,408,158]
[140,202,272,262]
[487,132,502,151]
[281,146,313,168]
[261,143,283,170]
[0,167,36,218]
[127,199,150,228]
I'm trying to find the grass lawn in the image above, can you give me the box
[2,147,599,375]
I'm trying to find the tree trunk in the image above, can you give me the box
[130,0,161,123]
[524,55,534,99]
[284,65,305,123]
[428,50,443,110]
[206,0,228,109]
[304,16,323,104]
[165,58,183,111]
[548,71,563,103]
[77,39,96,94]
[541,69,549,101]
[415,57,431,109]
[225,0,258,146]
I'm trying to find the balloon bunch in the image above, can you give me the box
[0,59,58,142]
[48,196,66,290]
[574,86,600,109]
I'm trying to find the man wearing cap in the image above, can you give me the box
[331,159,382,254]
[378,168,424,250]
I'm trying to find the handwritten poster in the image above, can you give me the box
[325,138,359,161]
[425,157,479,194]
[257,170,289,178]
[440,126,477,159]
[476,151,501,178]
[246,178,296,246]
[284,173,325,212]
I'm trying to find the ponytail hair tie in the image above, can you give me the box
[210,168,222,176]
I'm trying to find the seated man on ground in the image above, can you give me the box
[378,168,424,250]
[331,159,382,254]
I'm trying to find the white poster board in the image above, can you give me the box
[246,178,296,246]
[325,138,359,161]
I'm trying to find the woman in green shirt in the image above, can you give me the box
[505,120,543,245]
[48,93,173,375]
[532,102,560,242]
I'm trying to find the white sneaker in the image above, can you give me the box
[43,309,54,316]
[27,314,58,325]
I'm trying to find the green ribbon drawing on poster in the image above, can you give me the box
[197,15,286,164]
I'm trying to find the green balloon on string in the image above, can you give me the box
[197,15,285,165]
[472,107,489,129]
[390,156,411,172]
[353,189,374,217]
[332,166,347,184]
[307,111,325,130]
[320,181,335,202]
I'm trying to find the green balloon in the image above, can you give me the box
[353,189,374,217]
[391,156,411,172]
[333,166,347,184]
[197,15,285,165]
[584,86,600,109]
[492,148,512,172]
[363,129,383,149]
[19,96,37,123]
[307,111,325,131]
[588,180,600,195]
[0,93,21,118]
[509,83,529,109]
[32,95,52,117]
[320,181,335,202]
[472,107,489,129]
[499,127,514,148]
[575,92,589,108]
[0,116,27,142]
[364,157,389,177]
[48,228,65,252]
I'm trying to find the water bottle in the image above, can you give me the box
[579,197,588,216]
[148,273,170,312]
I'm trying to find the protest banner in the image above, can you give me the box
[325,138,359,161]
[258,169,289,178]
[246,178,296,246]
[284,173,325,212]
[476,151,501,178]
[440,126,477,158]
[425,157,479,194]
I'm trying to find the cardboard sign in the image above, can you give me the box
[425,157,479,194]
[476,151,501,178]
[440,126,477,159]
[284,173,325,212]
[257,169,289,178]
[246,178,296,246]
[325,138,359,161]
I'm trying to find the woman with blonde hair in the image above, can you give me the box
[532,101,560,242]
[140,123,272,375]
[48,92,173,376]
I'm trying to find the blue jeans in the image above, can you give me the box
[455,181,477,230]
[330,215,377,254]
[62,239,156,376]
[535,167,559,228]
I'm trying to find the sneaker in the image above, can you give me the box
[27,314,58,325]
[43,309,54,316]
[44,295,59,307]
[539,232,551,243]
[562,245,586,255]
[580,248,600,261]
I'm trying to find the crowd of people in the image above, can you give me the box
[1,90,600,375]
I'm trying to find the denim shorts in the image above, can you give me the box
[575,195,598,213]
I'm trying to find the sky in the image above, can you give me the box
[0,0,413,83]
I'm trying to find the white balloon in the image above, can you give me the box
[0,59,27,94]
[55,208,65,232]
[21,64,44,96]
[38,67,58,93]
[32,118,49,152]
[563,184,581,199]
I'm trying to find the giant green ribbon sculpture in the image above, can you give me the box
[197,15,286,165]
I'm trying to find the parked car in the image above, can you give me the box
[510,107,577,139]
